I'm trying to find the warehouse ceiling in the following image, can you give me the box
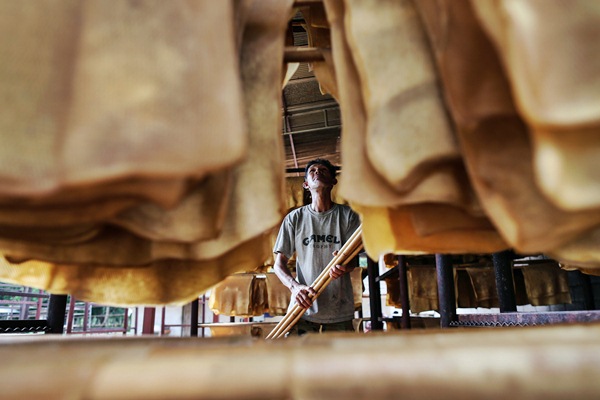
[282,11,341,174]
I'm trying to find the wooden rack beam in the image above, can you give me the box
[284,46,325,63]
[293,0,323,7]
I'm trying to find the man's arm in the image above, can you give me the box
[273,252,316,309]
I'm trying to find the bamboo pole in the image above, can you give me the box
[269,239,363,339]
[266,230,362,339]
[266,226,363,339]
[270,241,364,340]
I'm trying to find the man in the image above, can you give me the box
[273,158,361,335]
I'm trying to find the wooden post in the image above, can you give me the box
[575,271,595,310]
[142,307,155,335]
[397,255,411,330]
[83,302,90,333]
[123,307,129,335]
[66,296,76,334]
[201,295,207,338]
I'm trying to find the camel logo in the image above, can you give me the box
[302,234,341,246]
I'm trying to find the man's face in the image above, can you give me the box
[304,163,336,189]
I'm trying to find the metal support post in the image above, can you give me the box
[367,257,384,331]
[492,250,517,312]
[47,294,68,334]
[436,254,456,328]
[190,298,199,337]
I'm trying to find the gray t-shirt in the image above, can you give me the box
[273,203,361,324]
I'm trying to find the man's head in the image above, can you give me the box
[303,158,338,192]
[304,158,337,180]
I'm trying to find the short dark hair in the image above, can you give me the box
[304,158,337,179]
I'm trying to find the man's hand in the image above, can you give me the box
[329,250,355,279]
[329,263,355,279]
[291,282,316,309]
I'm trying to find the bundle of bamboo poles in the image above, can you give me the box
[266,225,363,339]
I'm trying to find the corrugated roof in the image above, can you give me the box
[282,12,341,173]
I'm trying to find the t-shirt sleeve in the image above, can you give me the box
[273,214,295,259]
[347,208,361,238]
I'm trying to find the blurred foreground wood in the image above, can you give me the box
[2,323,600,399]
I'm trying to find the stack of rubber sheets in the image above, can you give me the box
[314,0,600,275]
[0,0,295,305]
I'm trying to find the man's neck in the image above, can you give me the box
[309,188,334,212]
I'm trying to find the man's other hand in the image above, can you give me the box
[291,283,316,309]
